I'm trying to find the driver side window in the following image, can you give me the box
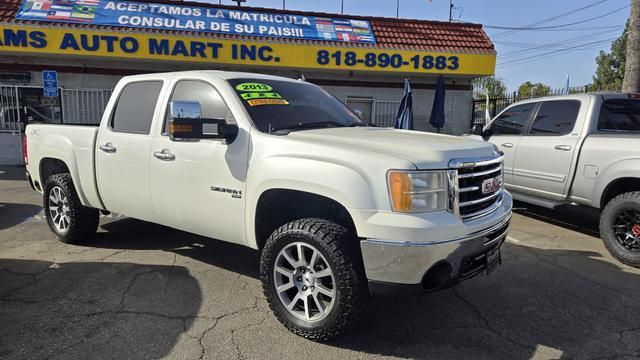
[163,80,234,134]
[490,103,536,135]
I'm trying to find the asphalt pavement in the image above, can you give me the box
[1,166,640,360]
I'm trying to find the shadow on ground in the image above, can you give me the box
[0,258,202,360]
[0,203,42,230]
[513,200,601,237]
[73,218,640,359]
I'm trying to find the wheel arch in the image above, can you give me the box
[252,188,358,251]
[600,177,640,209]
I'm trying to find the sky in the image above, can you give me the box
[206,0,628,91]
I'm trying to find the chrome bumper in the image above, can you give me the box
[360,213,510,292]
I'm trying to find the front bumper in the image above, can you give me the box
[359,192,512,295]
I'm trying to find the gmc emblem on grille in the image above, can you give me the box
[481,175,503,194]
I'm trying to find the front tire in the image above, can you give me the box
[260,218,368,341]
[600,191,640,268]
[43,173,99,244]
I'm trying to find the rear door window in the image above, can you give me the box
[598,98,640,131]
[490,103,536,135]
[111,81,163,134]
[528,100,581,136]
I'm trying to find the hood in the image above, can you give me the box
[286,127,500,169]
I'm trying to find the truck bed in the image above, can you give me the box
[26,123,103,209]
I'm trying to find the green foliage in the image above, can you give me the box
[472,76,507,98]
[517,81,552,97]
[592,22,627,91]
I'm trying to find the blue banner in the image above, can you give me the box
[15,0,376,44]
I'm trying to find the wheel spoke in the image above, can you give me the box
[303,295,311,320]
[315,268,332,279]
[296,243,305,266]
[316,284,334,298]
[282,251,298,268]
[286,292,302,311]
[312,293,325,314]
[49,192,58,204]
[276,282,295,294]
[275,266,293,278]
[309,249,318,269]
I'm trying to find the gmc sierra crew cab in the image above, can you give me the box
[25,71,512,340]
[476,93,640,267]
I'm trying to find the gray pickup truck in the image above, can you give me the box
[476,93,640,267]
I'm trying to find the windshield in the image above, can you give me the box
[228,78,363,133]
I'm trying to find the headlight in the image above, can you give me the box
[388,170,447,212]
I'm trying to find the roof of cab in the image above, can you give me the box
[119,70,302,83]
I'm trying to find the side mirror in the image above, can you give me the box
[481,128,493,141]
[168,101,238,142]
[471,124,483,136]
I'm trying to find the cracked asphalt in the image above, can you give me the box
[2,165,640,360]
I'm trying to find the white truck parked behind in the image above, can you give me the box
[476,93,640,267]
[25,71,512,340]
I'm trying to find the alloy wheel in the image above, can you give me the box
[273,242,336,322]
[48,186,71,233]
[612,208,640,252]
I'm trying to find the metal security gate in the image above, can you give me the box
[61,88,112,124]
[372,100,400,127]
[0,86,20,131]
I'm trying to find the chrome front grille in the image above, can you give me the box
[448,157,504,221]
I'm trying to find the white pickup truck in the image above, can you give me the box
[476,93,640,267]
[25,71,512,340]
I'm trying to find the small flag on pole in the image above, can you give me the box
[564,74,570,95]
[485,90,491,124]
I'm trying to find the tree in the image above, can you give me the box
[517,81,551,98]
[472,75,507,98]
[623,0,640,92]
[593,22,627,91]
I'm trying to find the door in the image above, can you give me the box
[346,98,373,123]
[512,100,582,200]
[96,80,163,221]
[485,102,537,185]
[149,80,248,244]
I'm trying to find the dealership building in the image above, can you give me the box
[0,0,496,165]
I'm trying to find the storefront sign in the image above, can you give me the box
[16,0,376,44]
[0,26,496,75]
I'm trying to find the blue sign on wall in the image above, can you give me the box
[16,0,376,44]
[42,70,58,97]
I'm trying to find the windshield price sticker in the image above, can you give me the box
[247,98,289,106]
[236,82,273,92]
[316,50,459,71]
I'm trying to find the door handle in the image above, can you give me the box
[99,143,116,153]
[153,149,175,161]
[554,145,572,151]
[500,143,514,148]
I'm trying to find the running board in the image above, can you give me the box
[511,192,564,209]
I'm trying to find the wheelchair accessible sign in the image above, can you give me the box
[42,70,58,97]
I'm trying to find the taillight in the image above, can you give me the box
[23,134,28,165]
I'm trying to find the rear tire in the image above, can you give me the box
[260,218,369,341]
[600,191,640,268]
[43,173,99,244]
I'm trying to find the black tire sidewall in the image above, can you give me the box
[263,230,345,331]
[43,174,97,243]
[601,194,640,266]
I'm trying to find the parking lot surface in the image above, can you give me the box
[1,166,640,360]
